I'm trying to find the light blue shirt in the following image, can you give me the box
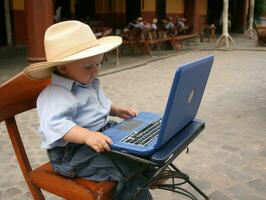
[37,73,111,149]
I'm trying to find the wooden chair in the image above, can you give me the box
[137,29,178,55]
[254,24,266,46]
[121,28,147,55]
[0,72,116,200]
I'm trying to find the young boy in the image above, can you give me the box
[24,20,153,200]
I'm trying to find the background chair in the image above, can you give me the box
[0,72,116,200]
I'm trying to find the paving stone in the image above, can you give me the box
[210,163,251,182]
[191,179,212,191]
[246,179,266,194]
[225,184,254,196]
[0,181,17,189]
[222,145,239,152]
[224,155,247,166]
[6,187,22,197]
[209,191,232,200]
[11,192,32,200]
[234,194,266,200]
[46,195,62,200]
[260,149,266,157]
[242,165,265,177]
[213,151,230,160]
[223,167,251,182]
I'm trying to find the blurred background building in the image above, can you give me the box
[0,0,265,50]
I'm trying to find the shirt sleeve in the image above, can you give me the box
[37,85,78,147]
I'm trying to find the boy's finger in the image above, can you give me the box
[93,145,101,153]
[103,142,111,151]
[128,109,137,117]
[98,144,105,152]
[104,135,113,145]
[99,139,111,151]
[132,109,137,116]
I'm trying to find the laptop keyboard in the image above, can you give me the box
[121,117,162,146]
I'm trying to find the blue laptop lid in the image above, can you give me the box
[155,56,214,149]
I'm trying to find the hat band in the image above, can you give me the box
[48,39,100,61]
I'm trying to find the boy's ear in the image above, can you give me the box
[56,65,67,75]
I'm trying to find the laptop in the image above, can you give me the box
[103,56,214,156]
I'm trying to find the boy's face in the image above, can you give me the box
[57,54,103,84]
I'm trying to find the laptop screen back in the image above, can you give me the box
[155,56,214,149]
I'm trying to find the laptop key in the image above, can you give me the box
[121,118,162,146]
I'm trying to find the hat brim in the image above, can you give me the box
[24,36,122,80]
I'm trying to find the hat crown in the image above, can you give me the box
[24,20,122,80]
[44,21,97,61]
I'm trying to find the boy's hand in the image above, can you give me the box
[85,132,113,153]
[115,107,137,119]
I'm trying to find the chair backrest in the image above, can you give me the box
[0,72,50,121]
[1,73,116,200]
[0,72,50,199]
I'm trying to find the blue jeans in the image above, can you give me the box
[47,122,153,200]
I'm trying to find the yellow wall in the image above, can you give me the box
[142,0,155,11]
[12,0,24,10]
[166,0,184,14]
[199,0,207,15]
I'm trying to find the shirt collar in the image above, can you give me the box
[76,78,100,91]
[51,73,74,90]
[51,73,100,90]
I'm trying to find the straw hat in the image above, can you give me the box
[24,20,122,80]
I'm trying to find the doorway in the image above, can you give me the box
[184,0,194,26]
[75,0,96,22]
[229,0,245,32]
[156,0,166,20]
[55,0,71,20]
[126,0,141,23]
[207,0,223,26]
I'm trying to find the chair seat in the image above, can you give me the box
[29,162,116,200]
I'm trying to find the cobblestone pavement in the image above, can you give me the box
[1,40,266,199]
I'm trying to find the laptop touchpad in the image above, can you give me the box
[116,120,144,131]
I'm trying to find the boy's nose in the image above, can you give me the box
[91,66,99,76]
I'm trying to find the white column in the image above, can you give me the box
[249,0,255,30]
[244,0,256,38]
[222,0,229,35]
[216,0,235,48]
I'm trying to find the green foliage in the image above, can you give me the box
[254,0,266,21]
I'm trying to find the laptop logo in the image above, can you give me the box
[188,89,195,104]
